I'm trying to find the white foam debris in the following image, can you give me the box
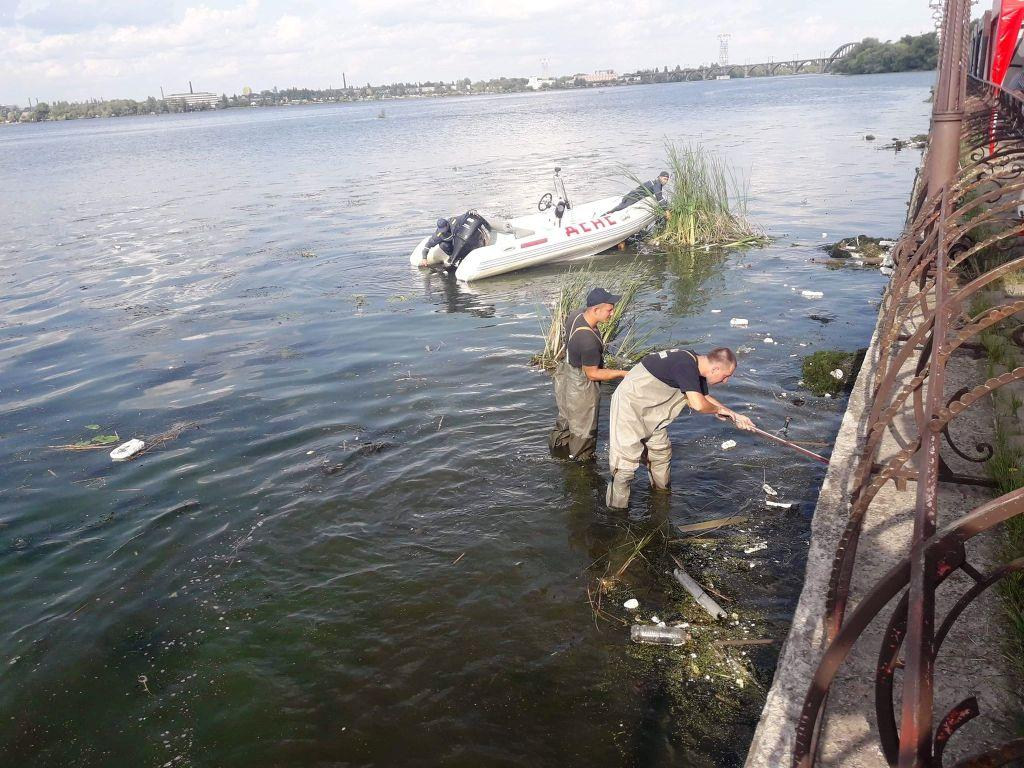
[711,309,722,313]
[801,290,824,299]
[824,393,833,399]
[623,598,639,611]
[763,337,775,344]
[762,483,778,496]
[730,318,749,327]
[766,499,795,509]
[110,439,145,462]
[821,232,828,238]
[650,615,660,624]
[830,369,844,380]
[721,439,737,450]
[743,542,768,554]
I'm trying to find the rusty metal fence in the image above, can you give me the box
[791,1,1024,765]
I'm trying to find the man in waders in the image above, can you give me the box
[548,288,629,461]
[606,347,755,508]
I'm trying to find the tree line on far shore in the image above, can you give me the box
[832,32,938,75]
[2,31,940,124]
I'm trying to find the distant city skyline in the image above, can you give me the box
[1,0,937,104]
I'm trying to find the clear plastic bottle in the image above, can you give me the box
[630,624,690,646]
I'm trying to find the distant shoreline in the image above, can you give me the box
[2,68,937,127]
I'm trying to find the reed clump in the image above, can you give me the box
[637,142,769,249]
[532,260,656,371]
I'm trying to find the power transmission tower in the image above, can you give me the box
[718,34,731,66]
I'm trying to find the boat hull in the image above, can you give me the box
[407,195,659,282]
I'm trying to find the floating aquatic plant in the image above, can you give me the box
[626,142,769,249]
[531,259,655,371]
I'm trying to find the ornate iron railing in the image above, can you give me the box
[790,1,1024,765]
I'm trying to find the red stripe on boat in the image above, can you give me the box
[521,238,549,248]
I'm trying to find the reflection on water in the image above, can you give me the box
[0,72,932,767]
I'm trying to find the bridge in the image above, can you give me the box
[629,42,858,82]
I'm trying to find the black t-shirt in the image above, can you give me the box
[641,349,708,395]
[565,309,603,368]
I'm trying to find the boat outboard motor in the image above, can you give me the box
[446,210,489,269]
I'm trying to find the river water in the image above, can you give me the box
[0,72,931,767]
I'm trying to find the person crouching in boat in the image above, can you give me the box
[419,211,490,270]
[420,217,456,267]
[606,171,670,214]
[548,288,629,461]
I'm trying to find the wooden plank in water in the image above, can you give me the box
[714,638,776,648]
[676,515,748,535]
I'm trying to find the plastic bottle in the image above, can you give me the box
[630,624,690,646]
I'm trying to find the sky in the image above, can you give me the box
[0,0,937,105]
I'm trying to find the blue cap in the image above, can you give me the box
[586,287,621,307]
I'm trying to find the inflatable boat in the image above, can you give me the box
[408,169,661,282]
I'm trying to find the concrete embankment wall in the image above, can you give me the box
[744,292,1018,766]
[743,314,884,766]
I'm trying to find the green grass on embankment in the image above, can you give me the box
[974,297,1024,730]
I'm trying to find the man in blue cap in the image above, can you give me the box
[548,287,629,461]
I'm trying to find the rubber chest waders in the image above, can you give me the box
[606,353,695,509]
[548,323,602,461]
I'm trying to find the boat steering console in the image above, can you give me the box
[538,167,572,224]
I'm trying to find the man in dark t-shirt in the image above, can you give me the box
[606,347,755,508]
[640,348,710,398]
[548,288,629,461]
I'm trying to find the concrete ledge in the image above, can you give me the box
[743,314,883,768]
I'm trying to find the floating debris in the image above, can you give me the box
[110,439,145,462]
[762,483,778,496]
[830,369,844,380]
[623,598,640,611]
[721,439,737,450]
[743,542,768,554]
[730,318,748,327]
[766,499,794,510]
[676,515,748,535]
[50,430,120,451]
[672,561,728,620]
[631,624,690,646]
[801,290,824,299]
[763,337,775,345]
